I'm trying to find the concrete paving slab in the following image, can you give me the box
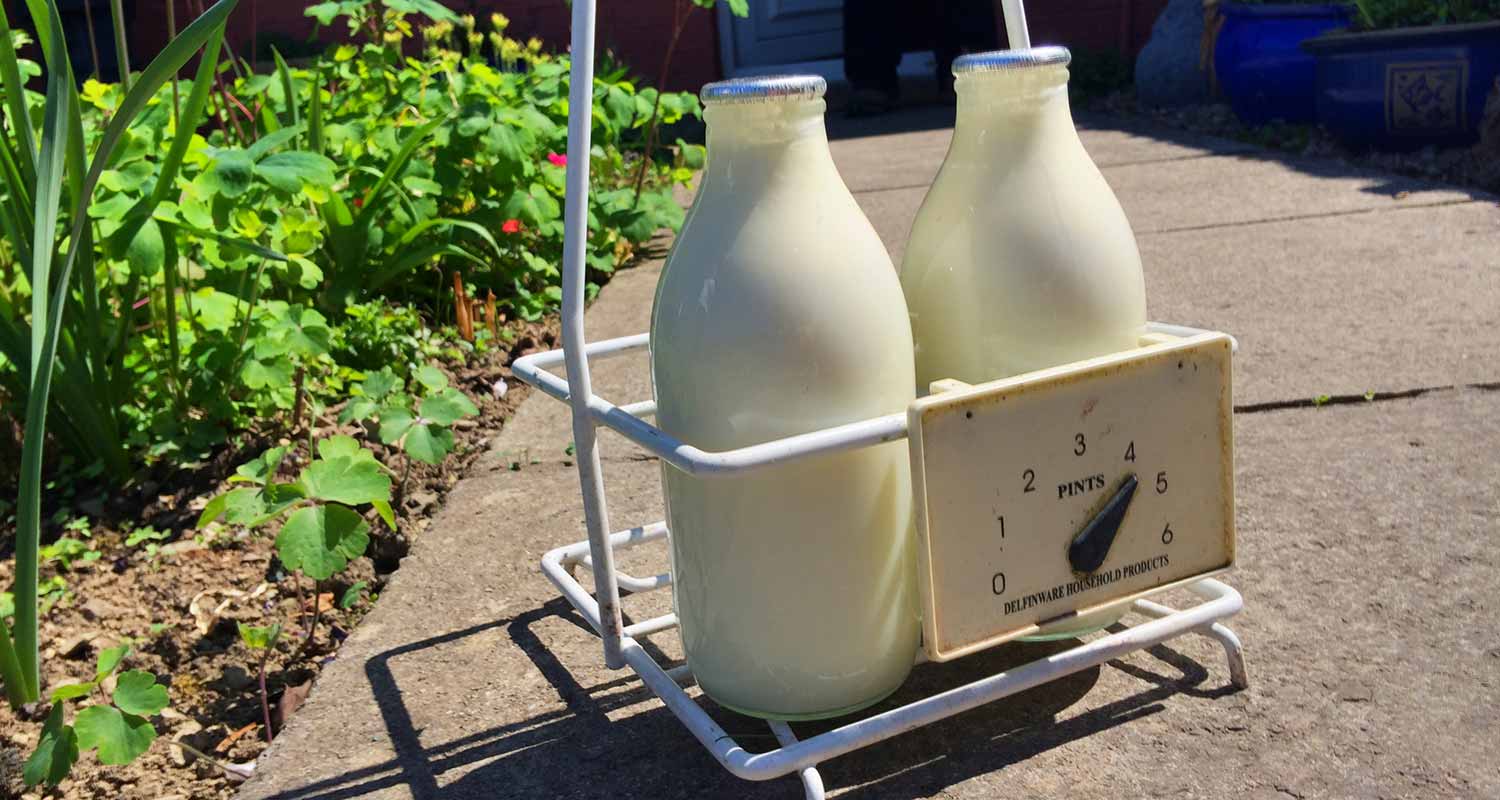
[829,109,1258,195]
[852,155,1487,266]
[238,305,1500,799]
[238,120,1500,800]
[1142,200,1500,406]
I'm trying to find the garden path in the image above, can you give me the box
[237,108,1500,800]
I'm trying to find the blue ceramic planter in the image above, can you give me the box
[1215,3,1356,125]
[1303,22,1500,150]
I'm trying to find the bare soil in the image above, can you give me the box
[0,320,560,800]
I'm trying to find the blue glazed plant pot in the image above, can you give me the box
[1303,22,1500,150]
[1215,3,1356,125]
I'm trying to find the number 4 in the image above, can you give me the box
[1125,441,1135,462]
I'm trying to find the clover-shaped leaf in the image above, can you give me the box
[418,388,478,426]
[300,455,390,506]
[378,407,417,445]
[237,622,282,650]
[75,705,157,766]
[112,671,169,716]
[276,504,371,580]
[404,425,456,465]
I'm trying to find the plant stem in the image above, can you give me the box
[108,0,132,91]
[167,0,180,119]
[289,365,306,434]
[297,579,323,659]
[80,0,103,79]
[256,625,281,743]
[632,0,691,204]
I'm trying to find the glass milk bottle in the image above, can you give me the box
[901,46,1147,392]
[900,47,1147,638]
[650,76,919,720]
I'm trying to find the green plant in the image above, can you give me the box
[24,644,170,786]
[1351,0,1500,28]
[236,622,281,743]
[125,525,170,560]
[0,0,241,709]
[200,435,394,650]
[340,364,478,499]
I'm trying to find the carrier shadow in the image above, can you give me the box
[255,598,1239,800]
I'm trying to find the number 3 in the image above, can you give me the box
[1074,433,1086,456]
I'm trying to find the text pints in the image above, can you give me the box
[1057,473,1107,499]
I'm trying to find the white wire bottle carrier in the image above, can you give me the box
[512,3,1248,797]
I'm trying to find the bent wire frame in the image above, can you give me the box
[511,2,1249,796]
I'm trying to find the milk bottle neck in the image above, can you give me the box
[701,99,838,186]
[951,66,1083,160]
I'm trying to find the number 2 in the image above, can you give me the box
[1023,469,1036,493]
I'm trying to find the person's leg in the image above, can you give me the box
[843,0,902,115]
[935,0,999,102]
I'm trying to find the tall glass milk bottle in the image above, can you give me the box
[900,47,1148,638]
[650,76,919,720]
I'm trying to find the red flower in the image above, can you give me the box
[501,218,522,234]
[353,197,364,208]
[546,152,567,168]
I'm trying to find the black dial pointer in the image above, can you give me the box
[1068,474,1138,573]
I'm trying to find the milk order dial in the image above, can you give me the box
[907,333,1236,662]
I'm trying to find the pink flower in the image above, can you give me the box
[501,218,522,234]
[546,152,567,168]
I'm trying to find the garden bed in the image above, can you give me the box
[0,314,559,799]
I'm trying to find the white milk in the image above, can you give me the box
[902,48,1147,392]
[901,48,1147,639]
[651,76,919,720]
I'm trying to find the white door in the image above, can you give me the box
[717,0,845,75]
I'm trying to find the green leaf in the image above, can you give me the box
[112,671,168,716]
[275,504,370,580]
[96,644,130,681]
[245,124,305,160]
[74,705,156,766]
[378,407,416,445]
[316,434,368,462]
[370,499,396,532]
[24,703,77,787]
[300,455,391,506]
[49,682,96,701]
[232,447,288,485]
[419,388,478,426]
[360,368,400,400]
[340,397,379,424]
[404,424,454,465]
[125,217,165,276]
[256,151,336,193]
[236,622,281,650]
[212,149,254,197]
[339,581,367,610]
[241,357,293,390]
[414,364,447,391]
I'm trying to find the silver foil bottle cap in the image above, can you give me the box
[952,46,1071,75]
[700,74,828,105]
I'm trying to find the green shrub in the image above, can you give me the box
[0,0,699,480]
[1351,0,1500,28]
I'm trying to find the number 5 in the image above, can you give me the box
[1155,471,1168,494]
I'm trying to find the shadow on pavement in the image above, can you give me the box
[254,598,1241,800]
